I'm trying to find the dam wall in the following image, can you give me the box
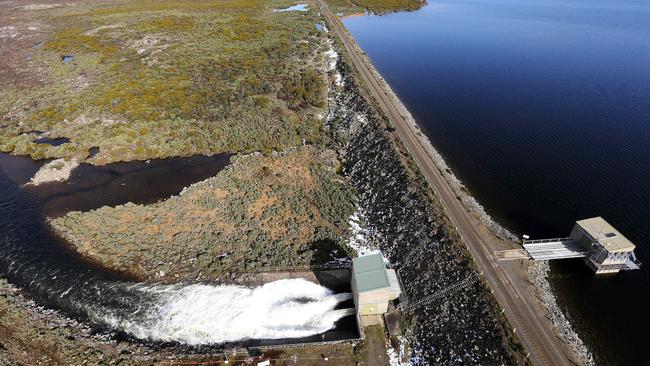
[328,52,519,364]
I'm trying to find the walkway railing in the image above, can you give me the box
[397,273,480,313]
[522,237,573,245]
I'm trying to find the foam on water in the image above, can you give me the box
[91,279,351,345]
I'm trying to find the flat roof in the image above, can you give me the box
[576,217,635,252]
[352,253,390,292]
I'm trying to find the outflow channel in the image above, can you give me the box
[0,170,349,345]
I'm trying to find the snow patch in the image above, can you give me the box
[18,4,64,11]
[347,207,381,257]
[324,49,338,72]
[334,72,344,87]
[386,335,411,365]
[273,4,309,12]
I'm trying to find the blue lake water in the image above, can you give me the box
[343,1,650,365]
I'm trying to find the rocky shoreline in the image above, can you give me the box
[526,261,594,366]
[0,279,154,365]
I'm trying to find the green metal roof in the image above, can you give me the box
[352,253,390,292]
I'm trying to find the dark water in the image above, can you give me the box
[343,1,650,365]
[0,169,158,327]
[34,137,70,146]
[0,153,233,327]
[24,155,232,217]
[0,153,356,346]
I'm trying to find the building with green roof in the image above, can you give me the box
[351,253,401,316]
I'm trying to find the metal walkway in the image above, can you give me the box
[523,238,588,260]
[397,273,479,313]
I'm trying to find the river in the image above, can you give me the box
[342,1,650,365]
[0,154,355,347]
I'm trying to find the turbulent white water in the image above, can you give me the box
[91,279,352,345]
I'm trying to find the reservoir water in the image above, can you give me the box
[343,1,650,365]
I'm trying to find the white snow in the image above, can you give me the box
[387,336,411,365]
[324,48,338,72]
[273,4,309,12]
[347,208,382,257]
[334,72,344,87]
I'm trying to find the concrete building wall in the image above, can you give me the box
[356,288,390,315]
[386,269,402,300]
[351,270,359,311]
[359,303,388,316]
[571,223,633,269]
[570,224,593,250]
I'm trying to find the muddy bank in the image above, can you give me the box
[329,54,520,363]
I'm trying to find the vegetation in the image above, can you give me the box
[351,0,424,13]
[325,0,424,15]
[353,325,390,364]
[1,0,333,164]
[52,147,356,281]
[3,0,361,282]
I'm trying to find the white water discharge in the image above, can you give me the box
[92,279,351,345]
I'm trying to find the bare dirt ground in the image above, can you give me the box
[361,325,389,366]
[0,1,58,88]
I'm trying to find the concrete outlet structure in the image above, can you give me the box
[351,253,402,317]
[523,217,641,274]
[572,217,641,274]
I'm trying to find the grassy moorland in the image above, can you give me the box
[1,0,420,281]
[51,147,355,281]
[325,0,424,15]
[1,0,329,164]
[2,0,359,283]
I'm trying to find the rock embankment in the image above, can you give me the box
[527,261,594,366]
[329,55,519,364]
[0,279,149,365]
